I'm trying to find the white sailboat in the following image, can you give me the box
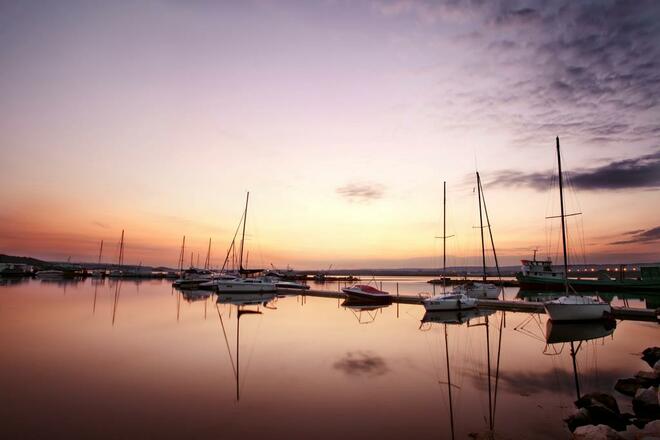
[543,138,611,321]
[216,192,276,294]
[424,181,479,311]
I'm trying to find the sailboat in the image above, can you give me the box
[424,181,477,311]
[215,192,277,293]
[542,138,611,321]
[452,172,501,299]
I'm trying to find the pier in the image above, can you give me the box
[282,288,660,323]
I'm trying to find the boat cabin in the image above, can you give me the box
[520,259,563,278]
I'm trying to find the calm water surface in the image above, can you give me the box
[1,278,658,439]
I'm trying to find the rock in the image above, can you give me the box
[634,370,660,387]
[572,424,623,440]
[574,393,629,431]
[616,378,643,397]
[577,393,621,414]
[617,424,641,440]
[641,420,660,437]
[566,407,593,432]
[632,386,660,419]
[642,347,660,368]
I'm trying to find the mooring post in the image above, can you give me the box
[396,282,400,318]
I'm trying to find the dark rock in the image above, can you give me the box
[632,386,660,419]
[634,370,660,387]
[576,393,621,414]
[574,393,629,431]
[565,408,592,432]
[642,347,660,368]
[615,378,642,397]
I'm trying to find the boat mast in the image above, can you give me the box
[178,236,186,273]
[98,240,104,264]
[478,176,502,280]
[477,172,487,282]
[238,192,250,272]
[443,182,447,289]
[556,137,569,294]
[204,238,211,270]
[445,324,455,440]
[118,230,124,268]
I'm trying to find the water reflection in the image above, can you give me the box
[545,319,617,400]
[341,298,390,324]
[0,278,656,439]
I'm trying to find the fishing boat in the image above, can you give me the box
[540,138,613,321]
[342,284,391,303]
[517,257,660,292]
[423,292,476,311]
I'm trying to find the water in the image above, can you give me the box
[1,278,657,439]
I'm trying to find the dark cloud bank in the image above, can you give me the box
[489,149,660,190]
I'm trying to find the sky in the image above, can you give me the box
[1,0,659,269]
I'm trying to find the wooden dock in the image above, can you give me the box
[281,288,660,323]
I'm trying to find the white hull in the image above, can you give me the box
[423,294,477,311]
[544,302,611,321]
[217,293,276,305]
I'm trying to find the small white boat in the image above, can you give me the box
[423,293,477,311]
[452,282,500,299]
[36,270,65,279]
[342,284,391,303]
[215,277,277,293]
[544,295,611,321]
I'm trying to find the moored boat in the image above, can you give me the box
[544,295,611,321]
[423,292,477,311]
[451,282,500,299]
[342,284,391,303]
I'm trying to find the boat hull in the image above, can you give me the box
[544,302,611,321]
[342,288,391,303]
[423,297,477,312]
[517,273,660,292]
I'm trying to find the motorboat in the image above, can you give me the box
[452,282,501,299]
[423,292,477,311]
[544,295,611,321]
[215,277,277,293]
[263,276,310,290]
[342,284,391,303]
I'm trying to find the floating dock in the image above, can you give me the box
[280,288,660,323]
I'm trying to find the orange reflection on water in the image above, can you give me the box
[0,278,657,439]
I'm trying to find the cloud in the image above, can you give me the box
[611,226,660,245]
[374,0,660,150]
[488,150,660,191]
[336,183,385,202]
[333,351,390,377]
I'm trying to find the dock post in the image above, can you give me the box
[380,281,383,291]
[433,284,436,295]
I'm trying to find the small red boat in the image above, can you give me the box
[342,284,391,303]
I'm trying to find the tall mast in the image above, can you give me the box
[238,192,250,272]
[477,172,487,282]
[98,239,104,264]
[118,230,124,268]
[479,176,502,280]
[443,181,447,281]
[557,137,569,294]
[178,236,186,273]
[204,238,212,270]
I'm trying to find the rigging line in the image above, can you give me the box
[478,175,502,283]
[492,311,504,427]
[221,210,246,272]
[216,304,237,379]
